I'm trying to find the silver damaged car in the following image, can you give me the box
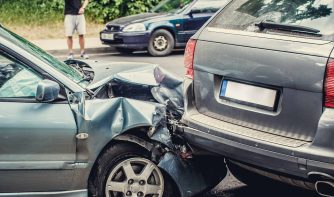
[0,26,227,197]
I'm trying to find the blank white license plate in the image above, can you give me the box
[101,33,114,40]
[220,80,278,109]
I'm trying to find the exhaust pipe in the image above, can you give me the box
[315,181,334,197]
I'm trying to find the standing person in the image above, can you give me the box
[64,0,89,60]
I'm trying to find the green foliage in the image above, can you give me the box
[87,0,161,23]
[0,0,65,25]
[0,0,162,25]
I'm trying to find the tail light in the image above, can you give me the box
[325,59,334,108]
[184,39,197,79]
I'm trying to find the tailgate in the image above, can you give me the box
[193,28,334,141]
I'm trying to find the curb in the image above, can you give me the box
[47,46,116,56]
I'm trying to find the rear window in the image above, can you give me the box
[208,0,334,40]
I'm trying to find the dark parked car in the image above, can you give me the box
[100,0,229,56]
[0,26,226,197]
[182,0,334,196]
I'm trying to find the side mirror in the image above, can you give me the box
[36,79,60,103]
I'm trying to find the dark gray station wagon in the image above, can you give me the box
[182,0,334,196]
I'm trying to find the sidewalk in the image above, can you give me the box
[31,37,114,56]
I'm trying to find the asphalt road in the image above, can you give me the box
[85,50,186,77]
[61,50,318,197]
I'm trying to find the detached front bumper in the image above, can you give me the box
[181,78,334,183]
[100,30,151,49]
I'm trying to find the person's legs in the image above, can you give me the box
[65,15,75,59]
[77,15,88,59]
[79,35,85,54]
[79,35,88,59]
[67,36,74,54]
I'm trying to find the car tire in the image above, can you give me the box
[115,47,135,54]
[227,160,282,189]
[148,29,174,57]
[88,142,179,197]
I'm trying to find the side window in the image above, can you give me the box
[191,0,229,14]
[0,53,42,99]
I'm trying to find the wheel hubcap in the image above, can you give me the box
[153,36,168,51]
[105,158,164,197]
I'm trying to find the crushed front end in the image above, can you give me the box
[64,60,227,197]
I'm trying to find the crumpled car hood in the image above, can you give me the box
[84,60,161,89]
[70,59,184,114]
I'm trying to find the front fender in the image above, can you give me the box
[147,22,177,36]
[83,98,169,162]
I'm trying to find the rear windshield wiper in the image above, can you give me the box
[255,20,321,35]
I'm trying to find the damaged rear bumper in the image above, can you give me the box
[181,77,334,191]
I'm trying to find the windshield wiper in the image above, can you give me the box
[78,76,92,84]
[79,77,95,98]
[255,20,321,35]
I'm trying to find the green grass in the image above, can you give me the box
[4,22,105,40]
[0,0,63,25]
[0,0,104,40]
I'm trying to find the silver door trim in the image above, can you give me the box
[0,161,76,170]
[0,189,87,197]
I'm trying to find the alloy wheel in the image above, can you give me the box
[105,158,164,197]
[153,36,168,51]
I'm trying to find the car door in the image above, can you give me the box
[180,0,230,42]
[0,49,78,193]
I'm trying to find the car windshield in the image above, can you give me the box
[151,0,193,13]
[209,0,334,41]
[0,27,89,88]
